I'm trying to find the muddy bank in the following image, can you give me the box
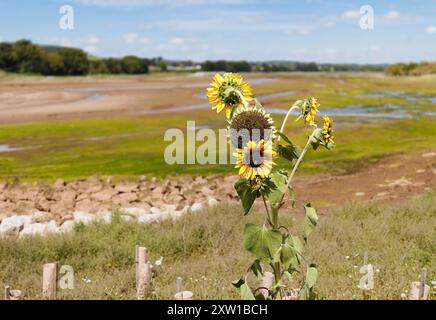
[0,150,434,237]
[0,175,239,224]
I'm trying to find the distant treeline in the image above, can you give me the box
[0,40,397,76]
[201,60,386,72]
[384,61,436,76]
[0,40,149,75]
[201,60,252,72]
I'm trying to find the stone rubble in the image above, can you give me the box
[0,175,239,237]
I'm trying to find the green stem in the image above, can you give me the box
[277,103,301,143]
[272,262,283,300]
[262,194,273,228]
[279,130,316,206]
[271,207,279,229]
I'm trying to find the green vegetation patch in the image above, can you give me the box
[0,193,434,299]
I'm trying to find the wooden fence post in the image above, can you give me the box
[4,286,22,300]
[136,246,148,284]
[363,251,368,265]
[9,290,22,300]
[136,263,152,300]
[260,272,274,297]
[4,286,10,300]
[135,246,150,300]
[409,268,429,300]
[174,277,193,300]
[42,262,57,300]
[176,277,183,294]
[138,247,148,266]
[135,245,139,285]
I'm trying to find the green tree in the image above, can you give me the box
[12,39,46,73]
[121,55,148,74]
[0,43,17,72]
[89,59,109,75]
[58,48,89,75]
[41,52,65,75]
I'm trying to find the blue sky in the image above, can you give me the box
[0,0,435,63]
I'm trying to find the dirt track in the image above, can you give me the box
[292,150,436,214]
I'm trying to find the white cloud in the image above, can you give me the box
[138,37,150,44]
[84,35,100,44]
[341,10,360,19]
[369,44,379,52]
[43,35,100,53]
[83,45,98,54]
[143,18,316,35]
[122,33,150,44]
[72,0,244,6]
[122,32,139,44]
[384,10,401,20]
[169,37,185,45]
[426,25,436,34]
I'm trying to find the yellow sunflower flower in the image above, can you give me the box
[322,116,334,144]
[234,139,276,181]
[303,97,320,126]
[206,73,253,119]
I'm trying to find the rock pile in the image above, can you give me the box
[0,175,239,237]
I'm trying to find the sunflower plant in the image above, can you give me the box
[207,73,336,300]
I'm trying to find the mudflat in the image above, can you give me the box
[0,74,215,123]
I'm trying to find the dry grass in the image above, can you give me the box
[0,193,435,300]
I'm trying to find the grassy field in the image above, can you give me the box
[0,72,435,181]
[0,115,435,180]
[0,193,434,300]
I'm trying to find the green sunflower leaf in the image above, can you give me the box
[309,128,323,151]
[276,131,293,145]
[231,278,256,300]
[277,144,302,163]
[249,259,263,280]
[306,265,318,289]
[234,179,257,215]
[244,223,282,260]
[265,171,288,209]
[302,204,318,242]
[281,236,299,270]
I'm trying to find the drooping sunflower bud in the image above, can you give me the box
[300,97,320,126]
[321,116,335,148]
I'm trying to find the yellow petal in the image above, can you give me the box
[213,73,223,85]
[239,165,247,175]
[217,102,225,113]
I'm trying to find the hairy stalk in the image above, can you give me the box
[277,102,301,143]
[272,262,283,300]
[279,129,317,206]
[271,207,279,229]
[236,90,249,107]
[262,194,273,228]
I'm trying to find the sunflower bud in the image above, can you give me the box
[300,97,320,126]
[309,116,335,150]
